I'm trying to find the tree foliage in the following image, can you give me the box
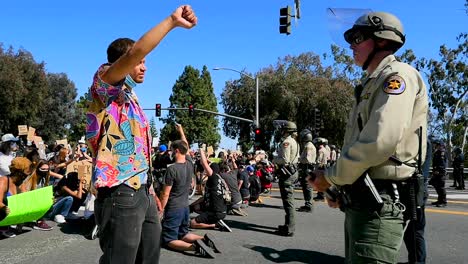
[40,73,79,142]
[160,65,220,147]
[221,49,355,152]
[149,117,158,139]
[415,34,467,156]
[0,45,48,135]
[0,44,81,143]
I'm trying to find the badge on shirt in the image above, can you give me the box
[283,142,290,148]
[383,75,406,95]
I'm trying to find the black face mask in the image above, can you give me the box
[37,170,48,178]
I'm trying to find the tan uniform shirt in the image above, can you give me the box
[325,55,428,186]
[330,150,337,162]
[325,145,331,161]
[299,141,316,165]
[317,146,328,168]
[274,135,299,166]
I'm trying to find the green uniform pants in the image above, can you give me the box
[299,169,313,208]
[344,194,405,264]
[278,172,298,232]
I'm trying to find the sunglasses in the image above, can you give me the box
[38,167,50,172]
[350,31,371,45]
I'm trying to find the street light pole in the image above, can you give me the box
[255,76,259,129]
[213,67,260,128]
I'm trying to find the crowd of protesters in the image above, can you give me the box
[0,133,97,238]
[0,127,282,259]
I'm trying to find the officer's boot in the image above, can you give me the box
[276,225,294,237]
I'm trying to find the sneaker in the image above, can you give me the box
[66,213,82,220]
[0,228,16,238]
[313,196,324,201]
[34,221,53,231]
[194,239,216,258]
[231,207,247,216]
[297,206,313,213]
[216,220,232,232]
[90,225,99,240]
[276,225,294,237]
[203,234,221,253]
[54,214,66,224]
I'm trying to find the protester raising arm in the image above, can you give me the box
[101,5,197,85]
[175,123,189,147]
[199,149,213,177]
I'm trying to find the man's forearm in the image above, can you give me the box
[159,194,169,210]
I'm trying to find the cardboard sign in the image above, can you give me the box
[66,161,92,190]
[27,127,36,141]
[56,139,68,147]
[36,141,47,160]
[33,136,43,145]
[207,146,214,157]
[18,125,28,136]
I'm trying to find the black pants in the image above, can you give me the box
[404,206,426,263]
[454,168,465,189]
[432,180,447,203]
[95,184,161,264]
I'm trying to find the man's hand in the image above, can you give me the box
[310,170,331,193]
[325,196,340,209]
[171,5,197,29]
[0,205,10,219]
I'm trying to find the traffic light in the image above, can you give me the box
[314,108,324,130]
[254,128,264,150]
[155,103,161,117]
[188,104,194,117]
[279,6,292,35]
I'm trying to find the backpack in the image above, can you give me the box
[262,168,274,184]
[217,174,232,203]
[249,174,262,201]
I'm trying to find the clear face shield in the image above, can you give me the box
[326,8,372,49]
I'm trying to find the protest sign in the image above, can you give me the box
[66,161,92,190]
[18,125,28,136]
[56,139,68,147]
[27,127,36,141]
[0,186,53,226]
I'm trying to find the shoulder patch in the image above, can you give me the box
[383,75,406,95]
[282,142,290,148]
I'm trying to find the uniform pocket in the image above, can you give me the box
[354,241,398,264]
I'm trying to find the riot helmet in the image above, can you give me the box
[344,11,405,70]
[344,12,405,49]
[313,137,328,145]
[300,129,313,142]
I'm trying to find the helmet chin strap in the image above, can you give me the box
[362,39,378,71]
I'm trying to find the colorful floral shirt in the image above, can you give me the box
[86,64,151,189]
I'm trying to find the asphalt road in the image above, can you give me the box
[1,183,467,264]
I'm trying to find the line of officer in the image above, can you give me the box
[314,137,329,201]
[429,140,447,207]
[297,129,316,212]
[311,11,428,263]
[273,121,299,236]
[452,147,465,190]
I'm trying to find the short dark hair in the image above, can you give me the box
[171,140,188,155]
[219,162,230,173]
[107,38,135,63]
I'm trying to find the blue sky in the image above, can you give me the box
[1,0,466,149]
